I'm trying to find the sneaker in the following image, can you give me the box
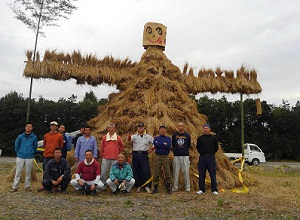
[12,188,17,192]
[196,190,204,194]
[145,187,151,194]
[52,186,59,192]
[37,186,45,192]
[212,191,219,195]
[25,187,32,192]
[121,189,128,194]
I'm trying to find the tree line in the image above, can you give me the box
[197,96,300,161]
[1,91,299,161]
[0,91,107,156]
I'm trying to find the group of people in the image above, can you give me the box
[12,120,220,195]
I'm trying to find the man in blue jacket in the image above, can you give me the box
[152,125,172,194]
[12,121,38,192]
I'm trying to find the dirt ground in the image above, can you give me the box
[0,161,299,220]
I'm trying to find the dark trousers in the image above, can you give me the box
[198,156,218,192]
[132,152,151,188]
[42,175,71,191]
[42,157,53,179]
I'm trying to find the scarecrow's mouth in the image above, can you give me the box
[147,37,162,44]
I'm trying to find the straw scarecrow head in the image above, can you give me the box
[143,22,167,51]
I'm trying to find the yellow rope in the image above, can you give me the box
[34,158,44,173]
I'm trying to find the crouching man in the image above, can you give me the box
[106,153,135,194]
[70,150,105,195]
[38,148,71,192]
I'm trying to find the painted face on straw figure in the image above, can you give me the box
[143,22,167,51]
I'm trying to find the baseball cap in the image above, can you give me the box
[138,122,145,127]
[50,121,58,126]
[159,125,166,129]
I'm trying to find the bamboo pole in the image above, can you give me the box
[240,93,245,169]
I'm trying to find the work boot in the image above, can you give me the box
[152,185,158,194]
[166,183,172,194]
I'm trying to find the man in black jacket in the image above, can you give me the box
[196,124,219,195]
[38,148,71,192]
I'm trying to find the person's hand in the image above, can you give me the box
[90,184,96,191]
[57,176,63,184]
[52,180,59,186]
[163,142,167,145]
[127,133,131,141]
[78,179,84,186]
[114,179,119,185]
[75,157,79,162]
[123,180,127,185]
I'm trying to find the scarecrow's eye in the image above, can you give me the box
[156,27,162,35]
[146,26,152,34]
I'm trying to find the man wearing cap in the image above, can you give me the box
[128,122,154,193]
[99,123,124,185]
[196,124,219,195]
[42,121,64,175]
[172,122,191,192]
[152,125,172,194]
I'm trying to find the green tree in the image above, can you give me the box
[0,91,27,155]
[9,0,78,121]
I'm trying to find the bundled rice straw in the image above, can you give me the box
[7,166,37,183]
[256,98,262,115]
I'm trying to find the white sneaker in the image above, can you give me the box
[212,191,219,195]
[196,190,204,194]
[145,187,151,194]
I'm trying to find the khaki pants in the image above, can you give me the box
[153,154,172,185]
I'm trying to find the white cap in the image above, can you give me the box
[50,121,58,126]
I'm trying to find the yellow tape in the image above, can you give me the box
[34,158,44,173]
[230,157,249,193]
[193,173,211,183]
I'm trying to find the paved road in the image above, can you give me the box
[0,157,16,163]
[261,161,300,169]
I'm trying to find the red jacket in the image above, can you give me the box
[100,134,124,160]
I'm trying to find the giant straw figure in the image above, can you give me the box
[24,22,261,189]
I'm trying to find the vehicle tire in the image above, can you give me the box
[34,153,43,162]
[252,158,260,166]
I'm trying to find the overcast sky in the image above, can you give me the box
[1,0,299,106]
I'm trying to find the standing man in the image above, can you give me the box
[12,121,38,192]
[58,124,69,159]
[43,121,64,173]
[172,122,191,192]
[70,150,105,195]
[74,125,98,162]
[73,124,85,150]
[128,122,154,193]
[106,153,135,194]
[99,123,124,184]
[38,148,71,192]
[152,125,172,194]
[196,124,219,195]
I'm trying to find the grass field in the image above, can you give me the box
[0,162,299,219]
